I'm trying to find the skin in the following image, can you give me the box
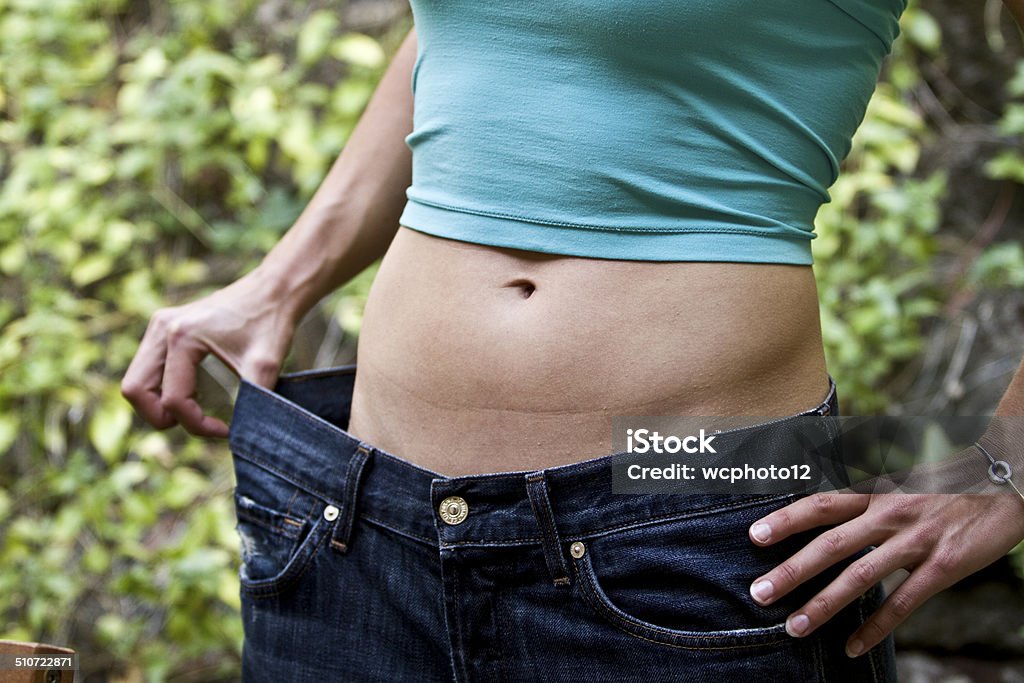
[349,226,829,475]
[122,4,1024,664]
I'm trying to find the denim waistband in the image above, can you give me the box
[227,365,839,555]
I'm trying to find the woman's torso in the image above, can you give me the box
[347,226,829,476]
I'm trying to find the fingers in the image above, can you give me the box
[844,563,952,658]
[748,491,1009,659]
[122,308,229,438]
[762,540,918,641]
[749,492,870,546]
[160,323,229,438]
[121,311,177,430]
[749,517,887,609]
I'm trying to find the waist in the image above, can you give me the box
[349,226,829,475]
[229,366,841,548]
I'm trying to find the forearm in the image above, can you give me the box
[256,26,417,323]
[979,357,1024,472]
[992,358,1024,417]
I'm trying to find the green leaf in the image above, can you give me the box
[297,11,339,66]
[89,391,134,462]
[70,252,114,287]
[902,9,942,55]
[0,413,17,456]
[330,33,386,69]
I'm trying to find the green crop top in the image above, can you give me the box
[397,0,906,264]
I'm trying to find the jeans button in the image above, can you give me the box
[439,496,469,525]
[323,504,340,521]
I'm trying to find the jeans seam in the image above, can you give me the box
[451,561,470,683]
[283,488,299,519]
[234,505,304,540]
[580,494,798,540]
[428,496,798,549]
[232,446,341,506]
[361,514,437,547]
[240,516,335,599]
[863,586,883,682]
[813,630,827,681]
[572,557,791,651]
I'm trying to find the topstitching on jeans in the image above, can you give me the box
[573,559,791,651]
[274,366,356,382]
[239,514,336,599]
[232,445,342,508]
[380,494,799,551]
[239,381,356,442]
[361,513,439,547]
[569,493,799,542]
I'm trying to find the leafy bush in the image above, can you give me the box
[0,0,399,678]
[813,3,947,412]
[815,2,1024,412]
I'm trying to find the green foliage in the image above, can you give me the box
[813,76,946,412]
[0,0,396,678]
[983,61,1024,289]
[814,1,1022,412]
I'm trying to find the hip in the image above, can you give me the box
[227,366,895,682]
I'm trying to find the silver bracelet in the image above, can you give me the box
[975,441,1024,503]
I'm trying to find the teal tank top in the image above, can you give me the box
[397,0,906,264]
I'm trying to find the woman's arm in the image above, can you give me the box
[121,27,418,438]
[258,26,417,322]
[745,1,1024,657]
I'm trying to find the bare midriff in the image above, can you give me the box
[346,226,830,476]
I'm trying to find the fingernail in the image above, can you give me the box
[751,523,772,543]
[786,614,810,637]
[846,639,864,658]
[750,580,774,604]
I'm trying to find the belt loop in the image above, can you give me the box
[330,444,371,553]
[819,375,837,417]
[815,376,846,490]
[525,471,571,587]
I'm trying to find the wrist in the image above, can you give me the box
[242,259,322,327]
[979,416,1024,471]
[253,192,387,323]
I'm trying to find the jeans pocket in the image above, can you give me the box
[573,551,790,649]
[231,453,335,598]
[569,495,808,650]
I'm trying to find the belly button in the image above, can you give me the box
[504,279,536,299]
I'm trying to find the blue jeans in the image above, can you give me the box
[227,365,897,682]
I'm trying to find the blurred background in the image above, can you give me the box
[0,0,1022,680]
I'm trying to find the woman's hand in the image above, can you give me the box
[746,458,1024,658]
[120,268,301,438]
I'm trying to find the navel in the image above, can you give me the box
[503,278,537,299]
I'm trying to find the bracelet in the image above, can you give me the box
[974,441,1024,504]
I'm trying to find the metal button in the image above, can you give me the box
[439,496,469,525]
[569,541,586,559]
[323,504,340,521]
